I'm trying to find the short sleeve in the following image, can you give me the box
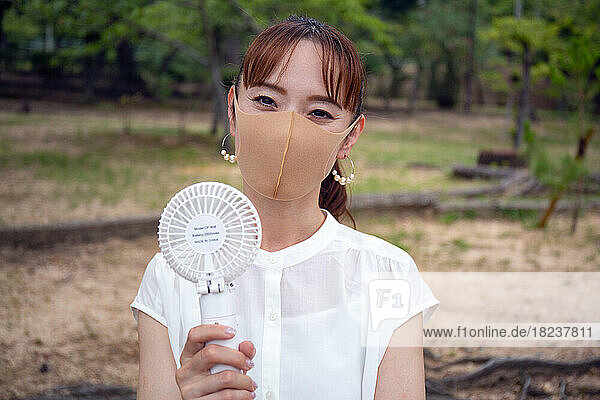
[130,252,169,327]
[360,250,440,400]
[375,253,440,352]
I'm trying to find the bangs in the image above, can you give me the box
[239,19,364,114]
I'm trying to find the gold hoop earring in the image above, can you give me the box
[331,156,355,185]
[220,133,236,163]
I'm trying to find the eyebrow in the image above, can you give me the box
[254,82,342,109]
[307,95,341,109]
[256,82,287,94]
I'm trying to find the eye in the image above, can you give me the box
[310,109,333,119]
[251,95,276,108]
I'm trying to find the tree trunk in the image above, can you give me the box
[199,0,226,138]
[116,39,143,95]
[427,59,440,102]
[515,0,523,18]
[463,0,477,113]
[82,32,104,103]
[408,59,423,114]
[514,43,531,149]
[475,75,486,105]
[159,49,177,75]
[438,49,459,109]
[388,60,404,110]
[0,0,12,73]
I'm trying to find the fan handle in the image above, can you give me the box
[199,288,244,374]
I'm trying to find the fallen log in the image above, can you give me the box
[435,197,600,214]
[0,214,159,248]
[425,356,492,372]
[427,356,600,388]
[15,383,136,400]
[477,149,527,168]
[452,164,521,180]
[350,191,439,210]
[453,164,600,195]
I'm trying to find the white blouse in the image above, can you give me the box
[131,208,440,400]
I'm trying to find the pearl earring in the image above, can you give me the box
[220,133,236,163]
[331,156,355,185]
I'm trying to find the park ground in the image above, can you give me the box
[1,99,599,398]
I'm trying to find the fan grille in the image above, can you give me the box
[158,182,262,283]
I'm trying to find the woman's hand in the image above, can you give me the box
[175,324,258,399]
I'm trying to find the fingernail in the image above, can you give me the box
[224,327,236,336]
[251,392,256,398]
[252,379,258,390]
[246,358,254,369]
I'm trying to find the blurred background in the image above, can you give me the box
[0,0,599,399]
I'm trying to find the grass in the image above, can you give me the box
[359,130,479,167]
[500,209,539,222]
[439,212,461,225]
[452,238,470,249]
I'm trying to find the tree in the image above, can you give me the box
[535,33,600,231]
[402,0,472,109]
[463,0,477,112]
[482,16,558,149]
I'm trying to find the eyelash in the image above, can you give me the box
[251,95,334,119]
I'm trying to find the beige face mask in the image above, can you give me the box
[233,93,361,201]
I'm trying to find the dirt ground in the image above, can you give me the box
[1,211,599,399]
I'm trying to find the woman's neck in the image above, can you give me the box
[242,181,326,253]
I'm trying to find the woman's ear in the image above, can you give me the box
[336,113,365,159]
[227,85,236,137]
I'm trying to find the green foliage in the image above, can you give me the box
[480,14,560,98]
[2,0,600,114]
[523,121,589,196]
[4,0,398,99]
[548,34,600,120]
[242,0,400,76]
[482,16,559,54]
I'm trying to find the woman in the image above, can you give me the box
[131,15,439,400]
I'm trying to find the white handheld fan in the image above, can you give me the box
[158,181,262,374]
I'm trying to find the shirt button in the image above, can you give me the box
[265,390,274,399]
[269,312,278,321]
[269,256,278,264]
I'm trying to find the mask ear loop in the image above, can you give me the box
[331,156,355,185]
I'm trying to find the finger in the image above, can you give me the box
[186,369,257,398]
[201,389,256,400]
[238,340,256,359]
[180,324,236,366]
[192,343,254,373]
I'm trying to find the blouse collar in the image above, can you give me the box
[255,208,339,268]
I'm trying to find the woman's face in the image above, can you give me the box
[228,39,364,158]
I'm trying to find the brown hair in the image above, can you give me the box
[232,15,366,229]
